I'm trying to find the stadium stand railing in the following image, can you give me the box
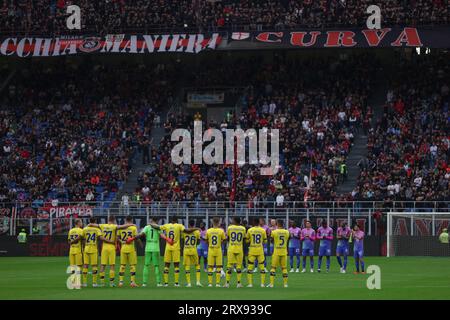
[3,200,449,236]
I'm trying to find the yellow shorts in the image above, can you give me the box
[101,246,116,265]
[69,252,83,266]
[120,250,137,265]
[227,251,243,267]
[83,252,98,265]
[164,249,180,263]
[248,253,265,265]
[183,253,199,266]
[207,251,223,267]
[271,254,287,268]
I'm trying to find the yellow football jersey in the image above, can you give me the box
[117,225,138,253]
[227,225,246,253]
[99,224,118,248]
[271,228,290,255]
[68,227,84,254]
[160,223,185,251]
[83,226,101,253]
[246,226,267,255]
[183,230,200,255]
[206,227,226,250]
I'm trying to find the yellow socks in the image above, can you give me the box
[109,269,115,283]
[208,267,213,285]
[282,268,288,286]
[215,267,222,284]
[226,268,232,283]
[236,267,242,284]
[196,265,201,283]
[119,265,126,282]
[185,265,191,285]
[174,267,180,284]
[100,271,105,285]
[260,266,266,285]
[130,265,136,284]
[92,267,98,285]
[270,268,276,286]
[163,267,169,284]
[247,264,254,285]
[82,266,88,284]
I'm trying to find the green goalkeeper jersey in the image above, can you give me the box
[439,232,449,244]
[142,225,161,252]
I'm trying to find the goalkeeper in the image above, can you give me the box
[126,218,173,287]
[439,228,448,244]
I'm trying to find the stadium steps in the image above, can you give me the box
[116,126,166,202]
[336,78,388,195]
[336,133,368,194]
[0,68,16,93]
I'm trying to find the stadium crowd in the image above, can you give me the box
[1,52,448,207]
[0,0,448,35]
[0,60,176,204]
[136,54,374,204]
[354,54,449,203]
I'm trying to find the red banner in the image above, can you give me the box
[41,206,93,218]
[0,33,222,57]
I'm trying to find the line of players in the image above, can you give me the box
[67,215,365,288]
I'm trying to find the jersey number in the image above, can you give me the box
[252,234,262,244]
[104,230,113,240]
[230,232,243,243]
[279,235,285,246]
[185,236,196,246]
[121,231,132,242]
[86,233,96,243]
[211,235,218,246]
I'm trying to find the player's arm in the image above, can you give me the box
[300,231,306,240]
[68,234,81,244]
[148,222,161,230]
[326,231,333,240]
[184,227,200,233]
[134,232,145,240]
[126,230,145,244]
[316,230,323,240]
[136,238,144,248]
[117,223,135,230]
[99,236,115,244]
[222,230,227,243]
[87,223,101,228]
[204,231,209,247]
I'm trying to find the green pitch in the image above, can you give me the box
[0,256,449,300]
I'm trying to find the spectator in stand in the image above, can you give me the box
[0,0,448,35]
[135,53,374,203]
[0,60,176,204]
[355,54,449,203]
